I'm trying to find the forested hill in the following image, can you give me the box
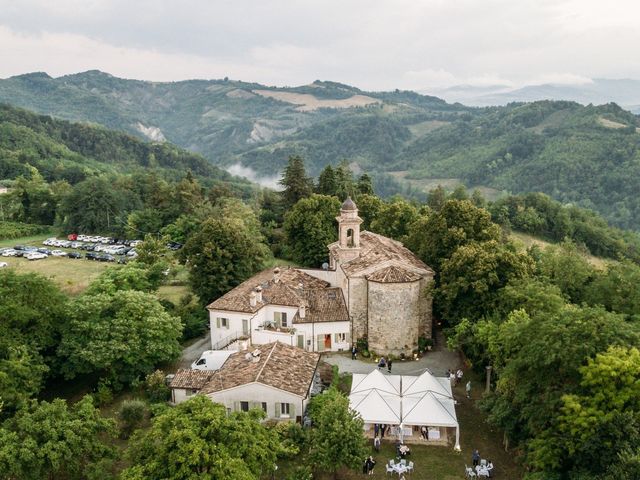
[1,71,640,229]
[0,103,249,188]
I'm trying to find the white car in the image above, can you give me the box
[0,261,8,268]
[50,250,67,257]
[26,252,48,260]
[1,249,18,257]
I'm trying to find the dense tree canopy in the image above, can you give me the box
[307,387,367,478]
[59,290,182,386]
[121,396,285,480]
[182,215,270,305]
[283,194,341,267]
[0,396,115,480]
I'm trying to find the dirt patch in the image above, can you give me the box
[225,89,255,99]
[252,89,381,111]
[598,117,628,129]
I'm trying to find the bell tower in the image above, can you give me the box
[335,196,363,263]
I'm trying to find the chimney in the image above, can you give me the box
[273,267,281,283]
[249,291,257,307]
[299,304,306,319]
[255,286,263,303]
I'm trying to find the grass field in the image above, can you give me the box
[510,231,607,269]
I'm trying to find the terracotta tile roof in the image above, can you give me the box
[207,266,329,313]
[200,342,320,397]
[337,231,434,277]
[294,288,349,323]
[367,265,422,283]
[169,369,215,389]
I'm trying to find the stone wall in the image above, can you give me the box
[348,276,368,342]
[417,275,434,340]
[367,280,421,355]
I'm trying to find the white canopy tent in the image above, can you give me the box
[349,369,460,450]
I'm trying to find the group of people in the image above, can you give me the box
[448,368,464,385]
[472,449,494,477]
[362,456,376,475]
[377,356,393,373]
[373,423,390,438]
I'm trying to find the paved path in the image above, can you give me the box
[323,330,462,376]
[177,331,211,369]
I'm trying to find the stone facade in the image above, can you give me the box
[326,197,435,356]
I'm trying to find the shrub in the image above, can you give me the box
[119,399,147,438]
[0,221,51,240]
[145,370,170,403]
[94,380,113,406]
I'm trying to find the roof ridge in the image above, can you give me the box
[255,342,278,384]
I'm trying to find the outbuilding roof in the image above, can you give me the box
[169,369,215,389]
[201,342,320,397]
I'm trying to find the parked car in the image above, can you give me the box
[37,248,52,255]
[26,252,47,261]
[67,251,82,259]
[97,253,116,262]
[0,261,8,268]
[70,242,83,248]
[85,252,99,261]
[50,250,67,257]
[1,249,18,257]
[43,238,57,246]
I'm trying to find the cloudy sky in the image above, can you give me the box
[1,0,639,91]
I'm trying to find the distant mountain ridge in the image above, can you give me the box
[1,71,640,230]
[428,79,640,113]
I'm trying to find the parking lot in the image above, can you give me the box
[1,235,142,264]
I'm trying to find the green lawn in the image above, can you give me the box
[4,255,116,294]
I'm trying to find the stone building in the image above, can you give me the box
[208,197,434,356]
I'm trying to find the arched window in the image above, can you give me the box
[346,228,355,247]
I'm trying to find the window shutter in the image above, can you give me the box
[334,333,339,343]
[289,403,295,418]
[346,332,351,344]
[216,318,220,328]
[233,401,239,412]
[226,319,229,330]
[274,403,280,418]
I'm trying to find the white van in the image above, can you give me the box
[191,350,234,371]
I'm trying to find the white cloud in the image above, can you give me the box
[226,163,281,190]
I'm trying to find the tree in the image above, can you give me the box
[585,261,640,320]
[308,387,367,479]
[407,199,501,272]
[0,396,115,480]
[481,305,640,460]
[283,194,341,267]
[356,173,374,195]
[529,346,640,476]
[370,197,421,243]
[182,216,270,305]
[334,160,355,200]
[535,240,595,304]
[121,396,285,480]
[316,165,338,196]
[0,270,68,413]
[279,155,313,208]
[59,290,182,386]
[436,241,533,323]
[426,185,446,212]
[85,262,155,295]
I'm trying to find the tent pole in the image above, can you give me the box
[454,426,461,451]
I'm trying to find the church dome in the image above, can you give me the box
[341,196,357,211]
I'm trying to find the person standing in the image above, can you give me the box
[374,423,380,437]
[378,356,386,370]
[456,368,463,386]
[374,436,381,452]
[366,456,376,475]
[387,358,393,373]
[351,344,357,360]
[380,424,386,438]
[472,449,480,466]
[466,380,472,399]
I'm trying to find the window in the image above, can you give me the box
[261,402,267,413]
[242,319,249,336]
[216,317,229,329]
[240,401,249,412]
[335,332,347,343]
[274,311,288,328]
[185,389,198,396]
[280,402,290,417]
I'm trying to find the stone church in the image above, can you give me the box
[208,197,434,356]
